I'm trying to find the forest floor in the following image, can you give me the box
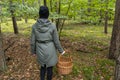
[0,20,115,80]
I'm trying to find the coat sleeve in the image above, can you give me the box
[30,26,36,54]
[52,25,64,53]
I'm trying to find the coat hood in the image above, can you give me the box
[36,19,51,33]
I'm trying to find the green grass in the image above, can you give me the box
[1,19,36,36]
[1,19,115,80]
[61,24,115,80]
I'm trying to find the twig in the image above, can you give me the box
[4,41,16,53]
[76,49,92,53]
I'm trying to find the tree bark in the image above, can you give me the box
[25,18,28,23]
[99,0,104,24]
[38,0,41,7]
[104,0,108,34]
[59,0,73,36]
[0,34,7,71]
[44,0,47,6]
[22,0,28,23]
[109,0,120,59]
[0,5,2,33]
[88,0,91,13]
[10,0,19,34]
[104,11,108,34]
[56,0,61,31]
[50,0,53,22]
[115,55,120,80]
[11,13,19,34]
[99,10,102,24]
[50,0,52,12]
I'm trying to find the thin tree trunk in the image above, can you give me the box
[44,0,47,6]
[38,0,41,7]
[25,18,28,23]
[50,0,53,22]
[104,0,108,34]
[0,21,2,34]
[99,0,104,24]
[10,0,19,34]
[99,10,102,24]
[59,0,73,36]
[104,11,108,34]
[50,0,53,13]
[109,0,120,59]
[0,34,7,71]
[0,5,2,33]
[56,0,61,31]
[11,13,19,34]
[22,0,28,23]
[88,0,91,13]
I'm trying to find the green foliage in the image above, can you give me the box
[50,12,68,19]
[0,0,116,25]
[82,66,95,80]
[17,4,39,19]
[72,64,80,76]
[0,1,10,21]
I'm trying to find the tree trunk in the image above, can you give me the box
[88,0,91,13]
[56,0,61,31]
[59,0,73,34]
[99,0,104,24]
[104,11,108,34]
[104,0,108,34]
[38,0,41,7]
[22,0,28,23]
[50,0,53,22]
[0,5,2,33]
[99,10,102,24]
[11,13,19,34]
[44,0,47,6]
[50,0,52,11]
[10,0,19,34]
[25,18,28,23]
[115,55,120,80]
[0,34,7,71]
[109,0,120,59]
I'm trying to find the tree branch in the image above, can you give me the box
[4,41,16,53]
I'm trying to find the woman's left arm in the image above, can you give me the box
[52,25,65,54]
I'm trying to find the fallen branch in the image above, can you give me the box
[4,41,16,53]
[76,49,92,53]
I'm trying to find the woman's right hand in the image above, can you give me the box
[61,51,65,55]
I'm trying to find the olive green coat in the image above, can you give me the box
[31,19,64,67]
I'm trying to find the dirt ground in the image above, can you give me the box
[0,34,83,80]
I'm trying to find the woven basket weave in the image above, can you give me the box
[57,54,73,75]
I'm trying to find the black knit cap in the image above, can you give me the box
[39,6,49,19]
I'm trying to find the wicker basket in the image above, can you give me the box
[57,54,73,75]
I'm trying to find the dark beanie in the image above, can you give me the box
[39,6,49,19]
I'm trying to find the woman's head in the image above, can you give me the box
[39,6,49,19]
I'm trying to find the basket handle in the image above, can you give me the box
[59,53,72,61]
